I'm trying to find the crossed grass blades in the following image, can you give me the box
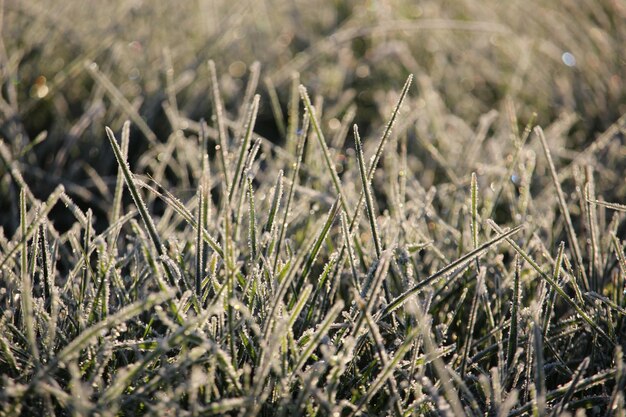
[1,61,626,416]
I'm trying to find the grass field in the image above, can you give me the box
[1,1,625,416]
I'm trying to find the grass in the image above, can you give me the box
[1,1,626,416]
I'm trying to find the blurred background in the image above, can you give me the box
[2,0,625,232]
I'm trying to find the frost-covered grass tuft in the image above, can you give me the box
[1,1,626,416]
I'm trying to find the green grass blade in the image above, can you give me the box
[111,121,130,224]
[354,124,382,258]
[105,126,177,288]
[247,177,258,261]
[20,189,39,364]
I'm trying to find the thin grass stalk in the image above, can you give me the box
[263,170,283,242]
[0,186,64,272]
[39,223,52,314]
[535,126,589,291]
[79,209,93,305]
[298,197,341,292]
[414,295,467,417]
[329,75,412,290]
[352,251,392,337]
[612,234,626,307]
[134,177,223,257]
[589,200,626,212]
[111,121,130,225]
[471,172,480,271]
[354,124,382,258]
[460,268,486,377]
[229,94,260,202]
[533,321,546,417]
[340,210,360,293]
[298,86,346,203]
[20,189,39,364]
[274,112,309,273]
[196,185,205,296]
[222,194,237,366]
[85,62,157,144]
[237,61,260,131]
[105,127,176,287]
[105,126,188,324]
[286,72,301,155]
[234,137,262,240]
[607,347,625,416]
[353,313,405,417]
[487,112,536,220]
[265,76,286,140]
[584,167,600,289]
[543,241,565,339]
[344,75,413,236]
[246,177,258,261]
[208,60,232,189]
[331,104,356,149]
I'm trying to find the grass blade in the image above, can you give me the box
[229,94,260,202]
[381,224,523,319]
[354,124,382,258]
[105,126,177,288]
[535,126,589,291]
[299,85,349,213]
[20,189,39,364]
[208,60,232,189]
[542,241,565,339]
